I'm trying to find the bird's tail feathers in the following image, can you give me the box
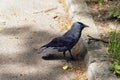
[37,47,55,54]
[40,45,46,48]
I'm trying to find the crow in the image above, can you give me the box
[37,22,88,60]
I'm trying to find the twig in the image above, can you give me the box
[87,35,108,44]
[33,7,57,14]
[44,7,57,13]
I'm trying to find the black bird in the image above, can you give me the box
[38,22,88,60]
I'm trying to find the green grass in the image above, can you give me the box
[108,31,120,63]
[108,30,120,77]
[108,1,120,20]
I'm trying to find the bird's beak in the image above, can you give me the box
[83,24,89,28]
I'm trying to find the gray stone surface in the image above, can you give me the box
[65,0,117,80]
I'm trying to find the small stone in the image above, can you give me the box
[20,74,23,76]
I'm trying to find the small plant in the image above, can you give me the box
[98,0,104,3]
[109,61,120,75]
[108,1,120,20]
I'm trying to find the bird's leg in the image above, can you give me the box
[68,50,74,60]
[63,51,69,62]
[63,51,66,59]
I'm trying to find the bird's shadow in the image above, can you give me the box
[41,52,78,61]
[42,54,64,60]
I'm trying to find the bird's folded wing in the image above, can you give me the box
[37,47,55,54]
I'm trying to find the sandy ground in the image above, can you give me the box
[0,0,86,80]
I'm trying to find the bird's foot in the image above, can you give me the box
[65,57,76,62]
[70,57,76,61]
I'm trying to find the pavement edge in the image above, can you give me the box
[65,0,117,80]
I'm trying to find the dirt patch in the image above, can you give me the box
[56,0,72,31]
[86,0,120,40]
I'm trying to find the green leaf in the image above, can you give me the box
[115,65,120,70]
[117,16,120,19]
[98,0,104,3]
[109,11,114,17]
[113,11,119,17]
[109,64,115,71]
[113,71,116,74]
[117,78,120,80]
[115,70,120,74]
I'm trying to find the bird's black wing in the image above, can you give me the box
[42,36,76,48]
[62,28,81,47]
[42,37,65,48]
[42,27,81,52]
[39,36,75,53]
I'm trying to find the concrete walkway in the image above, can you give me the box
[0,0,117,80]
[0,0,86,80]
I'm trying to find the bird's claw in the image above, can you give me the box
[70,57,76,61]
[65,57,76,62]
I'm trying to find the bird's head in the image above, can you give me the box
[77,22,89,28]
[72,22,89,30]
